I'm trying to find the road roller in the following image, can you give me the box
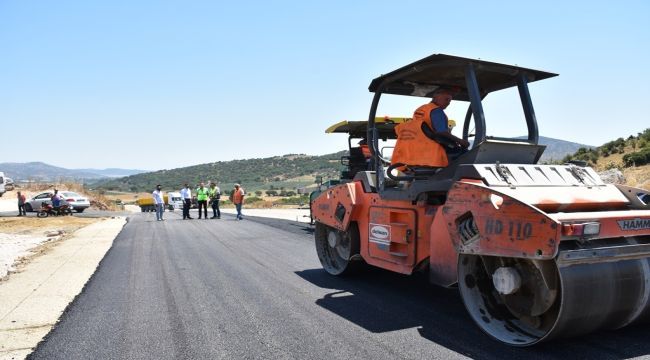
[310,53,650,346]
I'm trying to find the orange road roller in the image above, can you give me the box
[311,54,650,346]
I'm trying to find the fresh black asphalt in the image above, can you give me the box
[25,211,650,359]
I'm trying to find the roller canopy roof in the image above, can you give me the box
[368,54,558,101]
[325,117,409,138]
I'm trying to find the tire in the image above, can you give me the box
[75,208,85,213]
[37,211,48,218]
[315,222,362,276]
[458,254,561,346]
[25,203,33,213]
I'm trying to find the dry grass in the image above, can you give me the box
[101,191,151,204]
[87,191,119,211]
[0,216,98,236]
[623,167,650,189]
[592,145,650,190]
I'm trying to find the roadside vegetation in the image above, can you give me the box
[93,151,345,194]
[85,129,650,207]
[560,128,650,189]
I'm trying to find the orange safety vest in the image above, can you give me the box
[391,103,448,168]
[232,188,244,204]
[360,144,371,158]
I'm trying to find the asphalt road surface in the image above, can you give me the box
[27,211,650,359]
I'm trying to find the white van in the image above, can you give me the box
[0,172,5,197]
[167,192,184,210]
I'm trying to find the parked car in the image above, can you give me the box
[25,191,91,213]
[59,191,91,213]
[24,192,56,212]
[4,178,14,191]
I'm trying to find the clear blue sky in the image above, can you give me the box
[1,1,649,170]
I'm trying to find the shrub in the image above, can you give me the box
[623,148,650,167]
[266,190,278,196]
[275,195,310,205]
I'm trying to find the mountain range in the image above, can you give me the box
[0,162,147,181]
[74,168,149,178]
[533,136,593,162]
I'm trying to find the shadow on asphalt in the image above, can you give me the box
[296,266,650,359]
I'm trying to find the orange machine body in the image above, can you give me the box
[311,176,650,285]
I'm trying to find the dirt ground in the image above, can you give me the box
[0,216,101,280]
[101,191,151,204]
[0,216,98,236]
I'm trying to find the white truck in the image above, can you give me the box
[167,192,184,210]
[135,191,184,212]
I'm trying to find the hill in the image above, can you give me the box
[0,162,147,181]
[535,136,594,163]
[0,162,106,181]
[94,135,590,193]
[93,152,346,193]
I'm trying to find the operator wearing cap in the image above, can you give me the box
[358,138,372,159]
[425,88,470,155]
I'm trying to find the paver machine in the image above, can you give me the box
[310,53,650,346]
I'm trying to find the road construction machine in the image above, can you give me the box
[310,53,650,346]
[308,117,408,224]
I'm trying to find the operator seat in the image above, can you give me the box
[388,121,458,181]
[341,147,368,180]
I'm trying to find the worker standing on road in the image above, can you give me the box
[229,184,245,220]
[152,185,165,221]
[17,191,26,216]
[180,183,193,220]
[209,182,221,219]
[196,182,209,219]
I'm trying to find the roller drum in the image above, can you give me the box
[553,257,650,339]
[458,241,650,346]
